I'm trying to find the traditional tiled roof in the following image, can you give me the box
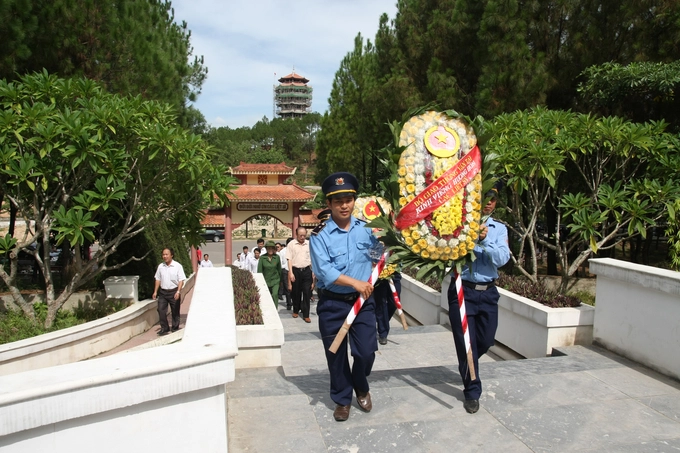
[279,72,309,83]
[227,184,314,202]
[230,162,296,175]
[299,208,326,227]
[202,210,225,228]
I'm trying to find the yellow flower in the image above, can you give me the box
[469,230,478,241]
[401,229,410,238]
[399,197,407,207]
[444,247,451,254]
[458,245,467,255]
[412,244,421,253]
[405,174,415,183]
[406,184,416,194]
[421,250,430,259]
[436,246,445,254]
[407,195,415,202]
[398,167,406,176]
[411,231,421,240]
[418,239,428,248]
[405,237,414,246]
[451,251,459,260]
[427,244,436,253]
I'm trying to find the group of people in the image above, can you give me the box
[309,172,510,422]
[234,233,315,323]
[152,170,510,424]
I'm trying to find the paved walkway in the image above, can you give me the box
[227,299,680,452]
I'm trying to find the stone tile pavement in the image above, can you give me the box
[227,299,680,452]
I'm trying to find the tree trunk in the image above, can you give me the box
[546,199,558,275]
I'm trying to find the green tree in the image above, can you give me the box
[0,72,235,327]
[317,34,397,191]
[487,107,680,289]
[0,0,206,123]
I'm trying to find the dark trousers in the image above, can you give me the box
[279,269,291,306]
[292,266,312,317]
[447,284,499,400]
[157,288,180,331]
[374,273,401,339]
[318,295,377,406]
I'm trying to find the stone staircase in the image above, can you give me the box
[226,300,680,452]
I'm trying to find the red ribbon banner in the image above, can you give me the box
[394,145,481,230]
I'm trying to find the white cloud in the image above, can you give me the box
[172,0,397,128]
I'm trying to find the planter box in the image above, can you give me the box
[494,288,594,358]
[234,272,284,368]
[590,258,680,380]
[104,276,139,301]
[401,273,449,325]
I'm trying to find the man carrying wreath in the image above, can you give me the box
[310,172,379,422]
[448,184,510,414]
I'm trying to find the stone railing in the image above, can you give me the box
[0,274,196,376]
[0,267,236,453]
[402,272,593,358]
[590,258,680,380]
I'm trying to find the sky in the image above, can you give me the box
[171,0,398,130]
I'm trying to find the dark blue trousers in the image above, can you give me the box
[447,284,499,400]
[374,273,401,339]
[318,295,378,406]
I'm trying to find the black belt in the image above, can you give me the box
[160,287,178,292]
[293,266,311,271]
[461,280,495,291]
[318,288,359,302]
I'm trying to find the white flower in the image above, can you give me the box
[415,175,425,187]
[466,202,473,212]
[458,234,467,242]
[437,239,447,247]
[466,214,474,223]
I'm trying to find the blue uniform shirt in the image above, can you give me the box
[310,216,377,294]
[461,217,511,283]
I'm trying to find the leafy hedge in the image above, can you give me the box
[403,268,582,308]
[230,266,263,325]
[496,273,581,308]
[0,300,130,345]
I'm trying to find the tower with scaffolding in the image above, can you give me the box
[273,71,313,119]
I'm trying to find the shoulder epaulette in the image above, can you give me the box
[355,218,367,225]
[312,221,327,235]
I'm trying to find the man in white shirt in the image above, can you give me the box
[246,248,260,273]
[200,254,213,268]
[239,246,250,267]
[152,247,186,335]
[257,238,266,255]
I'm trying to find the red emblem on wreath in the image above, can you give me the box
[335,177,345,186]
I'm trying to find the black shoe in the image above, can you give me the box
[463,399,479,414]
[157,329,170,336]
[379,337,388,345]
[171,327,180,332]
[287,305,292,310]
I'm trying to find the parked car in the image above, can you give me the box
[200,229,225,243]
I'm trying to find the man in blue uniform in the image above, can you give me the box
[448,186,510,414]
[310,172,379,422]
[373,271,401,345]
